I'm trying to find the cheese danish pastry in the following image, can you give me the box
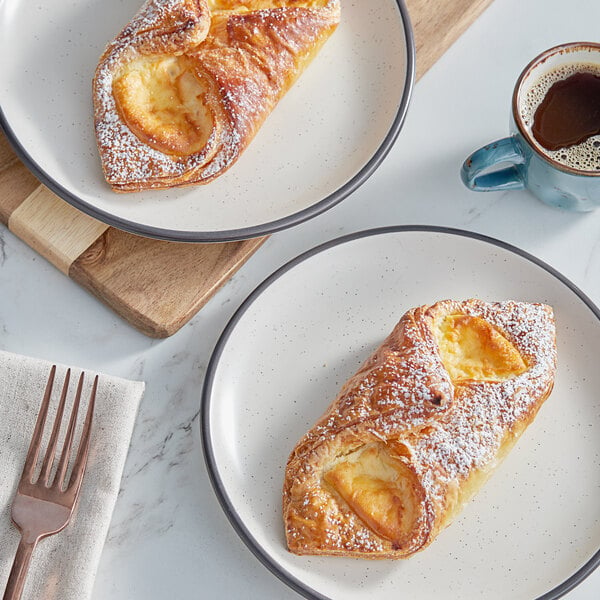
[283,299,557,558]
[93,0,340,192]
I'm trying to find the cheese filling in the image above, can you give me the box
[323,443,421,547]
[113,55,216,156]
[434,314,528,383]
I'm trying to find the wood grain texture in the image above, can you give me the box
[406,0,494,79]
[0,0,493,337]
[0,123,268,336]
[0,135,38,225]
[9,187,109,275]
[69,232,266,338]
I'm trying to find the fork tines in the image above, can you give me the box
[22,365,97,494]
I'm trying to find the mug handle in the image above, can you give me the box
[461,136,526,191]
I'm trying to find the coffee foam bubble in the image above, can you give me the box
[519,62,600,172]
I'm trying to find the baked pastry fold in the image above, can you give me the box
[283,299,557,558]
[93,0,341,192]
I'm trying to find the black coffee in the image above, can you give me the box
[521,61,600,171]
[532,71,600,151]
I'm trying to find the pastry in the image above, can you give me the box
[283,299,557,558]
[93,0,341,192]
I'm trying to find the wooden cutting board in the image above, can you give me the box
[0,0,493,338]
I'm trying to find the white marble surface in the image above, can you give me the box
[1,0,599,598]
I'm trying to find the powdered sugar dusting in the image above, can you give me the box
[283,299,557,557]
[92,0,340,190]
[93,0,237,188]
[395,301,556,494]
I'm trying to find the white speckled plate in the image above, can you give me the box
[202,227,600,600]
[0,0,413,242]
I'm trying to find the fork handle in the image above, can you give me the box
[3,536,38,600]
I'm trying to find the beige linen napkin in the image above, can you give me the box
[0,350,145,600]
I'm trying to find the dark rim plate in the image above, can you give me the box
[0,1,415,242]
[202,225,600,600]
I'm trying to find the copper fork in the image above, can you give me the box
[3,366,97,600]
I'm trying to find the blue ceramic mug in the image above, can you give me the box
[461,42,600,212]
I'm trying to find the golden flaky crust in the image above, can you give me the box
[283,299,557,559]
[93,0,340,192]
